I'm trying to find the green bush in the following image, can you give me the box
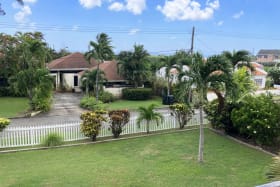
[122,88,152,100]
[170,103,193,129]
[231,94,280,145]
[99,91,115,103]
[42,133,63,147]
[80,110,107,141]
[80,96,104,111]
[0,118,10,132]
[108,110,130,138]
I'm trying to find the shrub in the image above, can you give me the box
[170,103,193,129]
[99,91,115,103]
[231,94,280,145]
[266,154,280,181]
[122,88,152,100]
[32,96,52,112]
[0,118,10,132]
[42,133,63,147]
[80,110,107,141]
[80,96,104,111]
[108,110,130,138]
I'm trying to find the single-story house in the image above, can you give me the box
[250,62,268,89]
[47,52,98,92]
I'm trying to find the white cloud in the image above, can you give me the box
[108,2,125,11]
[232,10,244,19]
[72,25,79,31]
[128,28,140,35]
[157,0,220,21]
[79,0,102,9]
[14,5,32,23]
[217,20,223,26]
[108,0,146,15]
[23,0,37,3]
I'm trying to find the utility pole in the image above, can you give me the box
[190,26,195,55]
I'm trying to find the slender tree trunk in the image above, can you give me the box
[167,76,170,96]
[95,61,101,102]
[198,94,204,163]
[213,90,225,113]
[146,121,150,134]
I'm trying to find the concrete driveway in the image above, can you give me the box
[10,93,86,126]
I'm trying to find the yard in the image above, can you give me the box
[106,96,164,110]
[0,97,29,118]
[0,129,272,187]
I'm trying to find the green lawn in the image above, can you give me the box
[0,97,29,118]
[0,129,272,187]
[106,96,164,110]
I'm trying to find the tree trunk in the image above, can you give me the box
[167,76,170,96]
[213,90,225,113]
[95,61,100,102]
[198,99,204,163]
[146,121,150,134]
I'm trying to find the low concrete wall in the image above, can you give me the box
[104,87,124,98]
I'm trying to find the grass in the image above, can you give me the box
[0,97,29,118]
[106,96,164,110]
[0,129,272,187]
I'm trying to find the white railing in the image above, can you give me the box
[0,114,202,148]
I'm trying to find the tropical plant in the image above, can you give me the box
[186,53,233,163]
[170,103,194,129]
[80,110,107,141]
[136,104,163,134]
[117,45,150,87]
[42,133,63,147]
[268,68,280,85]
[80,96,105,111]
[231,94,280,145]
[80,69,107,96]
[108,110,130,138]
[222,50,252,69]
[0,118,10,132]
[85,33,114,101]
[266,154,280,181]
[99,91,115,103]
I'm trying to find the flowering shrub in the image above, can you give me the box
[170,103,194,129]
[231,94,280,145]
[0,118,10,132]
[80,110,107,141]
[108,110,130,138]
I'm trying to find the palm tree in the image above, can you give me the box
[187,53,232,163]
[117,44,150,87]
[136,104,163,134]
[81,69,107,96]
[85,33,114,101]
[222,50,252,70]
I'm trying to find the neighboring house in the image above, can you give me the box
[156,65,189,83]
[250,62,268,89]
[256,49,280,64]
[47,52,97,92]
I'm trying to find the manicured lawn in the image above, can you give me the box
[0,129,272,187]
[106,96,164,110]
[0,97,29,118]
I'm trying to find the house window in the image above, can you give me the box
[254,79,262,87]
[74,75,78,87]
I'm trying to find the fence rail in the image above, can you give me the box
[0,114,203,148]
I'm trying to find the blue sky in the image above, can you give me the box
[1,0,280,56]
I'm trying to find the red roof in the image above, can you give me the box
[80,61,125,81]
[47,52,97,70]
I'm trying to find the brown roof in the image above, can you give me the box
[47,52,97,70]
[80,61,125,81]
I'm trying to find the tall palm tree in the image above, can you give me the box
[222,50,252,70]
[136,104,163,134]
[117,44,150,87]
[81,69,106,96]
[186,53,232,163]
[85,33,114,101]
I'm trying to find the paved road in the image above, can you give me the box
[10,93,86,126]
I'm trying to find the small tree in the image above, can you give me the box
[80,110,107,141]
[108,110,130,138]
[137,104,163,134]
[170,103,194,129]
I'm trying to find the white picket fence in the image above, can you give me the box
[0,114,203,148]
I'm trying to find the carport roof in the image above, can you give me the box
[47,52,97,70]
